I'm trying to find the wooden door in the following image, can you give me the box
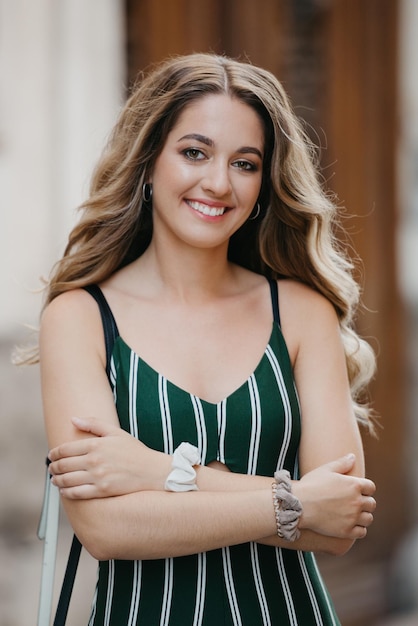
[125,1,404,622]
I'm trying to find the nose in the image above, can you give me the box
[201,159,232,197]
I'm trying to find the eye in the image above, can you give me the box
[233,160,257,171]
[183,148,205,161]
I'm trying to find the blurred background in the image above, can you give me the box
[1,0,417,624]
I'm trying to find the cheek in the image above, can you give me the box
[152,160,196,195]
[241,175,263,206]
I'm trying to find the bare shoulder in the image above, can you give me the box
[278,279,338,324]
[40,289,120,448]
[277,279,339,362]
[40,288,105,364]
[41,288,100,328]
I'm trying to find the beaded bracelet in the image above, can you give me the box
[164,442,201,492]
[271,470,303,542]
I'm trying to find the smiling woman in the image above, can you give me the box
[148,94,264,250]
[33,53,376,625]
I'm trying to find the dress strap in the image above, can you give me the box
[268,279,281,326]
[83,284,119,379]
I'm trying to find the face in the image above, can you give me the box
[149,94,264,252]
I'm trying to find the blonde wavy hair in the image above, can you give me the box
[29,53,376,429]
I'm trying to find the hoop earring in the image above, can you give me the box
[142,182,153,204]
[249,203,261,221]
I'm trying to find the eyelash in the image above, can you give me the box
[183,148,205,161]
[182,148,258,171]
[233,160,257,172]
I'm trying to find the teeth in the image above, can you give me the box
[187,201,225,217]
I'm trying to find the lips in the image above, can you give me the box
[186,200,227,217]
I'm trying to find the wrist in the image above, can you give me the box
[154,451,174,491]
[291,478,315,532]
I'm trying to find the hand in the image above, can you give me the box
[48,417,172,499]
[296,454,376,540]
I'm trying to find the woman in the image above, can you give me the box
[39,53,376,625]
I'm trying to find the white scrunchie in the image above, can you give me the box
[164,442,201,492]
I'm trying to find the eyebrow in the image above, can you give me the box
[177,133,263,159]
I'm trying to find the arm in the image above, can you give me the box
[273,280,375,552]
[42,287,375,560]
[40,290,276,560]
[50,419,373,557]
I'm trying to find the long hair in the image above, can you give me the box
[31,53,376,429]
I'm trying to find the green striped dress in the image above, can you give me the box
[86,282,340,626]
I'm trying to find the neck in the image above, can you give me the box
[139,238,237,303]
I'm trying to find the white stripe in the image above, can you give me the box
[110,356,117,403]
[192,552,207,626]
[217,400,227,463]
[297,551,323,625]
[103,560,115,626]
[247,375,262,475]
[265,346,292,470]
[126,354,143,625]
[250,542,271,626]
[305,553,338,626]
[128,352,139,438]
[294,457,300,481]
[159,375,174,454]
[127,560,142,626]
[160,558,174,626]
[87,574,98,625]
[190,395,207,464]
[275,548,298,624]
[157,379,174,626]
[221,547,243,626]
[266,342,309,625]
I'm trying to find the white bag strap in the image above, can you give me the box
[37,462,60,625]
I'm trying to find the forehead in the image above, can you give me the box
[169,94,265,147]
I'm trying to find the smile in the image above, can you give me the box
[186,200,227,217]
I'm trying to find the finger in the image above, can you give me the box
[363,496,376,513]
[48,439,92,462]
[352,525,368,540]
[49,455,90,476]
[361,479,376,497]
[51,470,91,490]
[325,453,356,475]
[358,511,374,528]
[72,416,118,438]
[57,484,102,500]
